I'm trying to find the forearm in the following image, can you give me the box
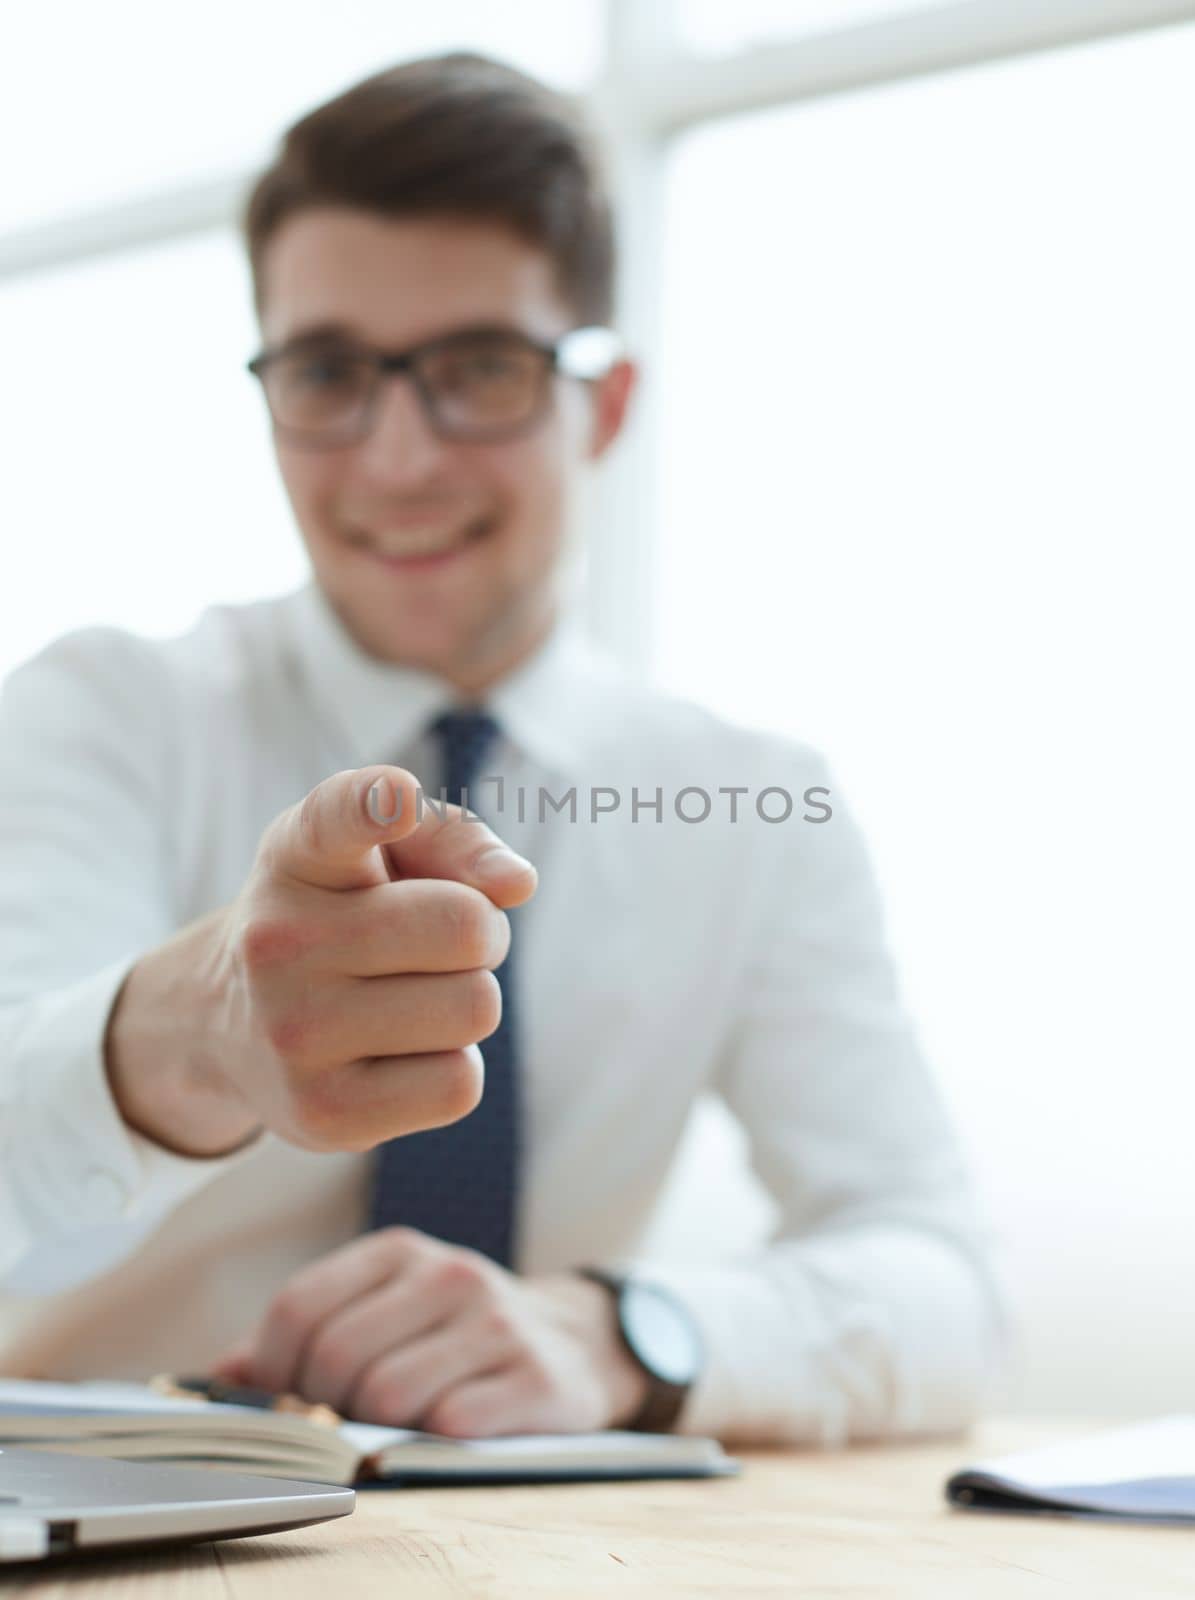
[0,958,259,1296]
[103,906,261,1158]
[640,1224,1004,1446]
[0,627,262,1292]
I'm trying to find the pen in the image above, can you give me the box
[149,1373,342,1428]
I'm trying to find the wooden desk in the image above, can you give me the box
[6,1421,1190,1597]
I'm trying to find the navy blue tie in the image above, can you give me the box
[366,709,522,1267]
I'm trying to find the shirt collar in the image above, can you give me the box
[280,577,620,780]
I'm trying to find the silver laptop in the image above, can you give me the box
[0,1446,354,1563]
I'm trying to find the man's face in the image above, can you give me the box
[257,209,632,688]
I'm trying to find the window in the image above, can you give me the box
[0,229,303,675]
[673,0,958,55]
[650,22,1195,1408]
[0,1,601,232]
[0,1,603,677]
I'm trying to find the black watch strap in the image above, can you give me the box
[578,1267,700,1433]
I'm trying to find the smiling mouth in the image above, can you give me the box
[345,516,493,567]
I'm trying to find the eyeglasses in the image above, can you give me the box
[246,323,623,448]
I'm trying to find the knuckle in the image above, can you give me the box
[286,1073,355,1147]
[442,888,501,967]
[350,1374,394,1423]
[422,1393,470,1436]
[306,1328,352,1382]
[481,1304,517,1343]
[264,1006,320,1063]
[368,1224,418,1262]
[428,1254,484,1298]
[239,914,307,973]
[269,1285,313,1340]
[527,1367,554,1402]
[356,1227,420,1277]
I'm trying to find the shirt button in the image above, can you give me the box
[83,1169,131,1220]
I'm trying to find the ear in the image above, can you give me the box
[585,358,638,462]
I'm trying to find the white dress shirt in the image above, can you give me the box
[0,579,1000,1443]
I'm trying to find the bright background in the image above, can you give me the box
[3,0,1193,1417]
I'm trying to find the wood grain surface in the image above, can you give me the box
[5,1420,1188,1598]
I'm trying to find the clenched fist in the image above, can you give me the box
[213,1227,649,1437]
[104,765,536,1157]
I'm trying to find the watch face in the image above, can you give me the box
[622,1283,703,1386]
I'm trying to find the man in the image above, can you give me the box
[0,53,998,1442]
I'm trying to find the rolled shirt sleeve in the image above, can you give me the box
[0,630,254,1293]
[634,751,1005,1444]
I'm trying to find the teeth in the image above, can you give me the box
[375,530,463,557]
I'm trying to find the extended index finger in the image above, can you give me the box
[265,767,425,892]
[382,783,537,911]
[266,766,537,908]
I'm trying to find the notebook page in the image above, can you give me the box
[337,1424,679,1456]
[0,1379,245,1417]
[969,1417,1195,1491]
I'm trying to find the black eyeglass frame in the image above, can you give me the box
[246,323,623,448]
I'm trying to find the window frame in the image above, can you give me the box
[0,0,1191,666]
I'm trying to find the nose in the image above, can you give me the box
[355,370,450,487]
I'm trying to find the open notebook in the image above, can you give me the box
[946,1418,1195,1523]
[0,1380,737,1487]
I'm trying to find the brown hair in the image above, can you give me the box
[243,51,616,324]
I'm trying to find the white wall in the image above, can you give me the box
[640,22,1195,1417]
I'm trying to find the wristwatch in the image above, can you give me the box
[578,1267,704,1433]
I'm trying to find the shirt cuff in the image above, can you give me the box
[2,956,261,1284]
[628,1259,825,1444]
